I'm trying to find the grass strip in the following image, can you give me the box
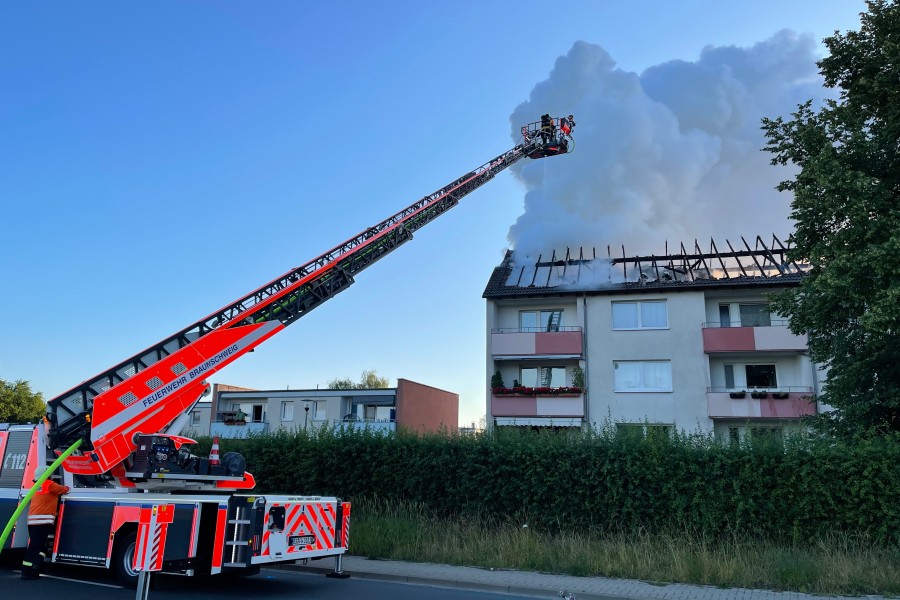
[349,496,900,597]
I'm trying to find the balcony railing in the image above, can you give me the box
[210,420,268,438]
[701,319,790,328]
[491,326,583,333]
[338,418,396,433]
[707,386,813,394]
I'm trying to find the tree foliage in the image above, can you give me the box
[0,378,46,423]
[327,369,390,390]
[763,0,900,435]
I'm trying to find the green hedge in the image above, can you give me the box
[203,427,900,544]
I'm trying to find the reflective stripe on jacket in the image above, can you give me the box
[27,480,69,526]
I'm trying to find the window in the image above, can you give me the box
[314,401,326,420]
[612,301,667,329]
[519,309,563,332]
[750,426,783,442]
[616,423,673,439]
[233,403,264,423]
[739,304,771,327]
[724,364,735,389]
[719,304,732,328]
[520,366,566,388]
[191,411,201,425]
[746,364,776,388]
[281,401,294,421]
[614,360,672,392]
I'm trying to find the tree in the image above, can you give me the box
[0,378,46,423]
[762,0,900,435]
[327,369,390,390]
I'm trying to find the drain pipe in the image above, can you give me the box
[581,294,589,428]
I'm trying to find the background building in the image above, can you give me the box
[483,237,825,439]
[184,379,458,438]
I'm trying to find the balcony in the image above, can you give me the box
[210,420,269,438]
[491,388,584,418]
[338,418,396,433]
[702,321,807,353]
[707,387,816,419]
[491,326,583,359]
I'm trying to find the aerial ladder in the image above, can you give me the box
[45,117,574,488]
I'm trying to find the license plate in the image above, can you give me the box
[289,535,315,546]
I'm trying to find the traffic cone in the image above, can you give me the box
[209,436,220,465]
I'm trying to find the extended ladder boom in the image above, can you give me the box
[47,122,568,476]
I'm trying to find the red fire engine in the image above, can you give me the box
[0,119,571,585]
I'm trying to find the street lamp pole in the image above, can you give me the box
[304,402,310,431]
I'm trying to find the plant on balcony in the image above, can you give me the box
[729,391,747,399]
[572,365,585,390]
[772,391,790,399]
[751,391,769,399]
[558,386,583,395]
[491,369,505,389]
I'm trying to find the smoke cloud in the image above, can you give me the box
[507,32,826,262]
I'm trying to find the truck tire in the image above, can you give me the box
[112,529,140,588]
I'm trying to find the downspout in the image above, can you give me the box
[581,294,589,428]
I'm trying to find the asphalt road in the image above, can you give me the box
[0,562,557,600]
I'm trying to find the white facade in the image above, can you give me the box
[485,254,823,439]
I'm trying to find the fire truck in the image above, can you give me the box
[0,118,572,585]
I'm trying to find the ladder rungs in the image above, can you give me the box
[228,519,251,524]
[226,541,249,546]
[222,563,247,568]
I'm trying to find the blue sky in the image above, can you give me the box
[0,2,867,426]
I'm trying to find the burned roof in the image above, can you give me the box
[483,235,809,299]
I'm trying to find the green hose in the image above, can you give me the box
[0,438,83,552]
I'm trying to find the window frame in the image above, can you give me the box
[613,360,673,392]
[611,300,669,330]
[518,309,564,332]
[519,365,567,388]
[745,363,777,389]
[281,401,294,422]
[313,400,326,421]
[739,303,772,327]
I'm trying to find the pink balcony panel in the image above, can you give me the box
[703,325,808,352]
[536,396,584,417]
[491,395,537,417]
[707,392,816,419]
[535,331,582,355]
[754,327,808,351]
[491,394,585,418]
[491,331,583,357]
[702,327,755,352]
[491,332,535,355]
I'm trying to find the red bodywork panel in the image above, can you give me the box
[64,321,282,475]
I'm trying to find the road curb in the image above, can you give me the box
[273,563,627,600]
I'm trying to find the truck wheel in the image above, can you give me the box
[112,529,140,588]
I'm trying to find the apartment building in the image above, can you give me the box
[184,379,458,438]
[483,237,824,439]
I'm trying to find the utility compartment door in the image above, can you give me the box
[56,500,115,564]
[0,429,40,550]
[254,497,347,564]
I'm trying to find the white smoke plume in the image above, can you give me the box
[507,32,826,263]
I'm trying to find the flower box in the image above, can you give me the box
[492,386,583,397]
[729,392,746,399]
[751,392,768,399]
[771,392,789,399]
